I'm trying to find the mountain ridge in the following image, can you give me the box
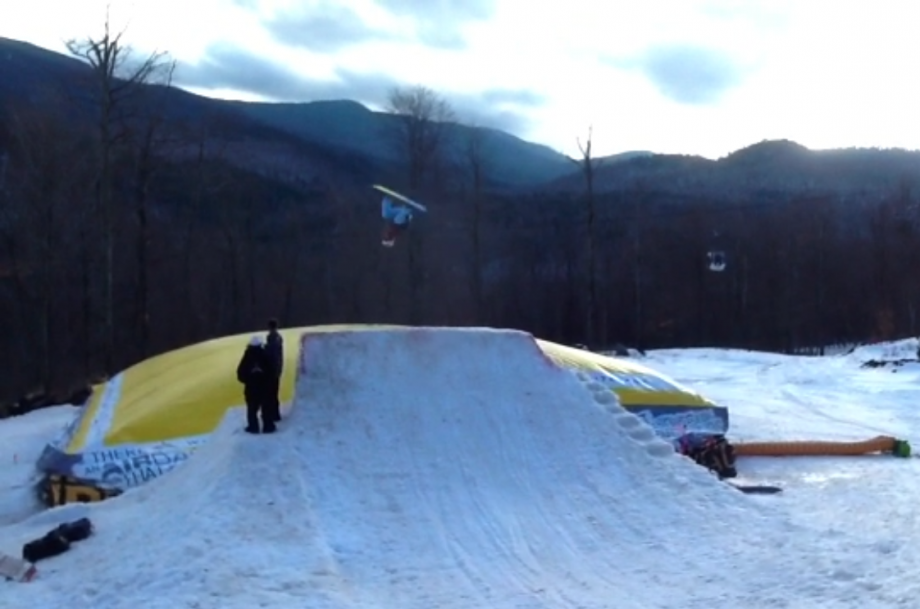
[3,35,920,197]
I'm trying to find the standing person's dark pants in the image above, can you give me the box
[266,377,281,422]
[265,324,284,422]
[245,384,275,434]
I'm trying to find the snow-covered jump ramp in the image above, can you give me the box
[259,327,824,607]
[3,328,868,608]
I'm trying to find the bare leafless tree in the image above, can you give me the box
[128,59,177,358]
[385,85,456,191]
[569,125,604,345]
[464,124,488,319]
[65,8,175,370]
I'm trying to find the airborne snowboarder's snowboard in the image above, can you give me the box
[372,184,428,212]
[0,552,37,582]
[373,184,428,247]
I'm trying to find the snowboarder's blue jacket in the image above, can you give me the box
[381,196,413,225]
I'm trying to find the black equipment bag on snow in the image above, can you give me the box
[55,518,93,543]
[22,517,94,563]
[22,530,70,563]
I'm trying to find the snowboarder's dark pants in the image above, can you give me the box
[245,390,274,433]
[382,220,409,242]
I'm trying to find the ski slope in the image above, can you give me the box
[1,330,919,608]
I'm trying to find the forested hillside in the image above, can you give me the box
[1,32,919,404]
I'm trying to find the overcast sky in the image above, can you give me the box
[3,0,919,159]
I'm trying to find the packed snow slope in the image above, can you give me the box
[0,328,901,608]
[0,405,79,526]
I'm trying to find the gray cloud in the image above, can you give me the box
[445,88,545,133]
[480,89,545,106]
[444,93,531,134]
[175,44,538,135]
[699,0,792,29]
[374,0,494,22]
[256,0,496,52]
[415,27,466,51]
[611,44,744,105]
[376,0,495,48]
[263,4,397,53]
[176,44,316,101]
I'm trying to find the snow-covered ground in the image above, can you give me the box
[0,405,80,527]
[2,332,920,608]
[641,339,920,606]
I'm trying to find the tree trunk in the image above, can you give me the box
[633,196,643,349]
[135,149,152,358]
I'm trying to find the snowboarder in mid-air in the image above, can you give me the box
[373,184,427,247]
[381,195,414,247]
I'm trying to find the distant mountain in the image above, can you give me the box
[5,35,920,204]
[545,138,920,197]
[227,99,583,189]
[0,36,651,192]
[595,151,655,164]
[0,37,92,110]
[0,37,396,187]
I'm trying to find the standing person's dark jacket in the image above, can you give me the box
[236,337,276,433]
[237,343,272,395]
[264,321,284,423]
[266,328,283,379]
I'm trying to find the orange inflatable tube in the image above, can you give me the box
[734,435,911,458]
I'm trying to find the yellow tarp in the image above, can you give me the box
[60,324,725,453]
[69,325,396,449]
[536,340,714,407]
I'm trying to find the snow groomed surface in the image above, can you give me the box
[37,324,727,497]
[0,329,829,609]
[0,328,888,608]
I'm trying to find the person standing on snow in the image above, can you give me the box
[265,318,284,422]
[236,335,276,434]
[380,195,414,247]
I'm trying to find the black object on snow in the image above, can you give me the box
[21,518,94,563]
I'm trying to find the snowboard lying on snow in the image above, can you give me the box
[0,553,36,582]
[727,481,783,494]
